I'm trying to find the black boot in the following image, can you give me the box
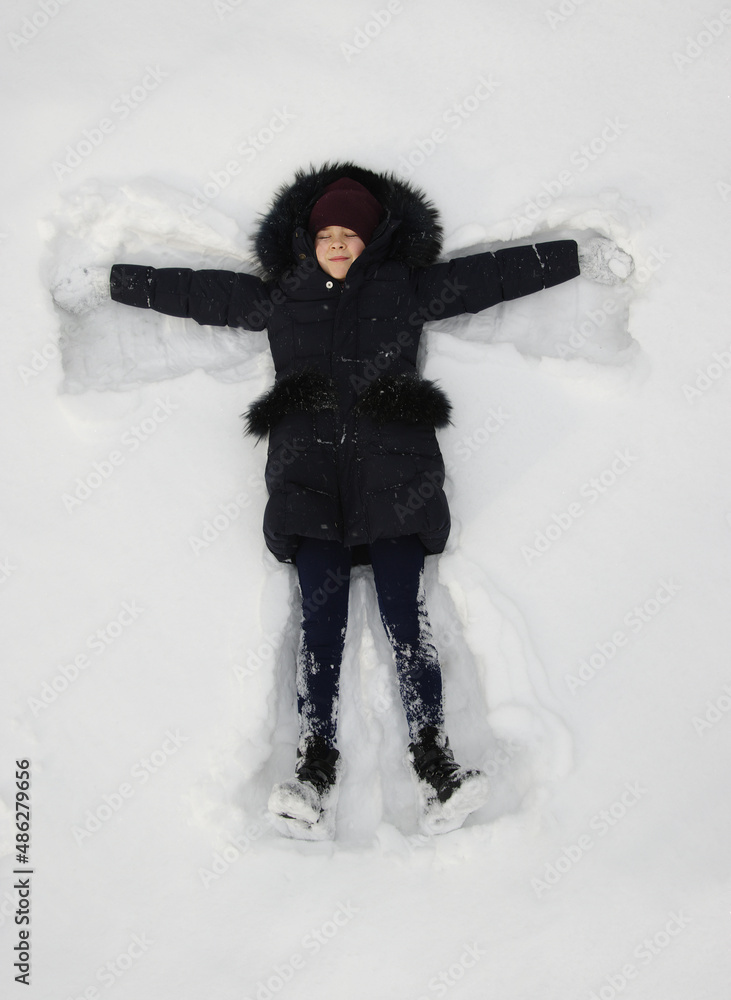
[408,726,489,834]
[268,736,341,840]
[295,735,340,794]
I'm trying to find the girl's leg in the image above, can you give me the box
[369,535,445,740]
[370,536,489,834]
[294,537,353,747]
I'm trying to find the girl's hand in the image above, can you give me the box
[577,236,634,285]
[51,265,110,314]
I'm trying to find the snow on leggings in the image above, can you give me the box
[294,534,444,746]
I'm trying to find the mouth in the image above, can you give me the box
[328,256,348,262]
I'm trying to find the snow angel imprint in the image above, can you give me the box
[107,162,633,839]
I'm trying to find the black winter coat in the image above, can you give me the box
[110,162,581,564]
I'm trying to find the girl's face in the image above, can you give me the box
[314,226,366,281]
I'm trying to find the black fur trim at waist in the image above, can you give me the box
[355,372,452,427]
[243,368,337,439]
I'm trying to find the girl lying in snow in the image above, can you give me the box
[89,163,632,839]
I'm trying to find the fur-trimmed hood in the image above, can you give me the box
[252,161,444,281]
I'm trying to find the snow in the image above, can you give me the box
[3,1,731,997]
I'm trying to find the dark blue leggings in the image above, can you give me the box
[295,535,444,745]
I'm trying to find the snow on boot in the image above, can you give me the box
[408,726,489,836]
[268,736,341,841]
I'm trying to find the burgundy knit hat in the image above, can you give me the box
[308,177,382,244]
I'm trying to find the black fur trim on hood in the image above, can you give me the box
[252,161,443,281]
[356,373,452,428]
[243,368,337,439]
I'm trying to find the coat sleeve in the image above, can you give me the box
[109,264,271,332]
[412,240,580,319]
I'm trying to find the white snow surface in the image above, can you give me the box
[3,2,731,997]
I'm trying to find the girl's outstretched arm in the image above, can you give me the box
[412,239,582,320]
[110,264,271,332]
